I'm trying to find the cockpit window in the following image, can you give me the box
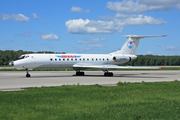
[13,55,28,61]
[25,55,29,58]
[19,55,25,59]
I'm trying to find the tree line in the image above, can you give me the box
[121,55,180,66]
[0,50,180,66]
[0,50,65,66]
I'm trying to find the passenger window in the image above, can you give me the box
[87,58,89,61]
[107,59,109,61]
[92,58,94,61]
[79,59,81,61]
[83,58,85,61]
[63,59,65,61]
[96,58,98,61]
[50,58,52,61]
[71,59,73,61]
[103,58,104,61]
[59,59,61,61]
[99,58,101,60]
[75,59,77,61]
[55,58,57,61]
[67,59,69,61]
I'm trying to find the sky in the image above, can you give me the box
[0,0,180,55]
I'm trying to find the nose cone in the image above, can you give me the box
[9,61,14,66]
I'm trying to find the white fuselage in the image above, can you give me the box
[9,35,165,77]
[12,53,137,70]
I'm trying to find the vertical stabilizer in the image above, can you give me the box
[111,35,166,55]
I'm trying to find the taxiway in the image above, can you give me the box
[0,71,179,91]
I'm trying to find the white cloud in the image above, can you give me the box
[107,0,180,13]
[70,6,90,13]
[45,19,48,23]
[78,38,108,44]
[138,0,180,6]
[107,1,147,13]
[84,9,90,13]
[32,13,39,20]
[41,33,59,40]
[147,51,153,54]
[70,6,83,12]
[65,19,123,34]
[18,33,31,37]
[91,38,108,42]
[166,46,180,51]
[17,31,32,37]
[98,15,113,20]
[88,44,104,48]
[78,40,90,44]
[99,13,167,26]
[2,13,30,22]
[166,46,175,50]
[115,14,167,26]
[78,38,106,49]
[78,47,90,51]
[177,4,180,10]
[65,14,167,34]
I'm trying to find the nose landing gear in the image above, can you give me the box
[26,68,31,77]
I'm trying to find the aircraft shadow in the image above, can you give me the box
[83,74,165,78]
[22,73,166,79]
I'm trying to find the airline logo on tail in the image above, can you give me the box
[127,41,135,49]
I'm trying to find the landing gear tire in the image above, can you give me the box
[104,72,113,76]
[76,72,85,76]
[26,68,31,77]
[26,74,31,77]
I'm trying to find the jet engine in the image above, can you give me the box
[113,56,131,62]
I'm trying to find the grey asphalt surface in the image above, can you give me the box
[0,70,179,91]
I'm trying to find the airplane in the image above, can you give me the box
[9,35,166,77]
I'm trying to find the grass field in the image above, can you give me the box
[0,81,180,119]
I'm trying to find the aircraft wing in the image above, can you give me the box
[73,64,164,70]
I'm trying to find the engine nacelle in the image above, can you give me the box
[113,56,131,62]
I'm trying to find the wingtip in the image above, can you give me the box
[162,35,167,37]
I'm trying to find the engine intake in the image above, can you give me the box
[113,57,116,61]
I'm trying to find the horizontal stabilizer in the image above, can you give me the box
[124,35,166,38]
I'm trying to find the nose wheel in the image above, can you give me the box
[26,68,31,77]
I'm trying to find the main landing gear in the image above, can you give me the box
[75,69,85,76]
[76,72,85,76]
[103,70,113,76]
[26,68,31,77]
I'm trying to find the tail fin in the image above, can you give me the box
[111,35,166,55]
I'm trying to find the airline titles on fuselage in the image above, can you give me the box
[56,55,82,58]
